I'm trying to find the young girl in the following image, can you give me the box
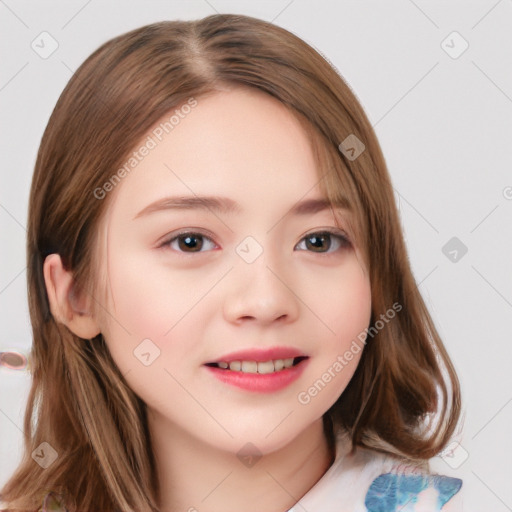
[0,14,462,512]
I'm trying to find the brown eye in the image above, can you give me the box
[161,231,217,253]
[177,233,204,252]
[296,230,351,254]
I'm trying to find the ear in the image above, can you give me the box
[43,253,101,339]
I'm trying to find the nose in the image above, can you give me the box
[222,252,300,326]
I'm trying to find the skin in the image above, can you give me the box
[44,85,372,512]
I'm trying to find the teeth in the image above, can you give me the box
[217,358,301,373]
[257,360,275,374]
[230,361,241,371]
[283,358,294,368]
[274,359,284,371]
[241,361,258,373]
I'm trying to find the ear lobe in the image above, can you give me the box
[43,253,101,339]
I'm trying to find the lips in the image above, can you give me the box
[203,347,310,392]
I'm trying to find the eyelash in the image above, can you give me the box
[158,228,351,256]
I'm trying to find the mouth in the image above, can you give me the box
[204,356,309,374]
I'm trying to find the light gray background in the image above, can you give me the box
[1,1,511,510]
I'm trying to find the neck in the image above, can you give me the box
[148,412,336,512]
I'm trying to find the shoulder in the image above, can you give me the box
[297,430,463,512]
[361,451,463,512]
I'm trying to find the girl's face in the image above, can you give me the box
[93,86,372,454]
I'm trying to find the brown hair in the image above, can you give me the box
[0,13,461,512]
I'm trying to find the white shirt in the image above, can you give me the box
[287,429,463,512]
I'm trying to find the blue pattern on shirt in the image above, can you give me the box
[364,472,462,511]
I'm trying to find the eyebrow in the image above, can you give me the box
[133,195,350,220]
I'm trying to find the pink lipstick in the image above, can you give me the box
[203,346,309,393]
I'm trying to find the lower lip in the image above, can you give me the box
[204,359,310,393]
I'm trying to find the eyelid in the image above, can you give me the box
[304,226,350,241]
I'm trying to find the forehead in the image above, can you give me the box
[103,86,350,221]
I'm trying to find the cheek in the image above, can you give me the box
[322,257,372,346]
[105,251,202,337]
[97,251,210,412]
[299,259,371,408]
[98,247,232,382]
[97,252,198,374]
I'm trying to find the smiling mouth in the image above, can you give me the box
[204,356,308,374]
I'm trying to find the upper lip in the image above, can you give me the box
[205,346,308,364]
